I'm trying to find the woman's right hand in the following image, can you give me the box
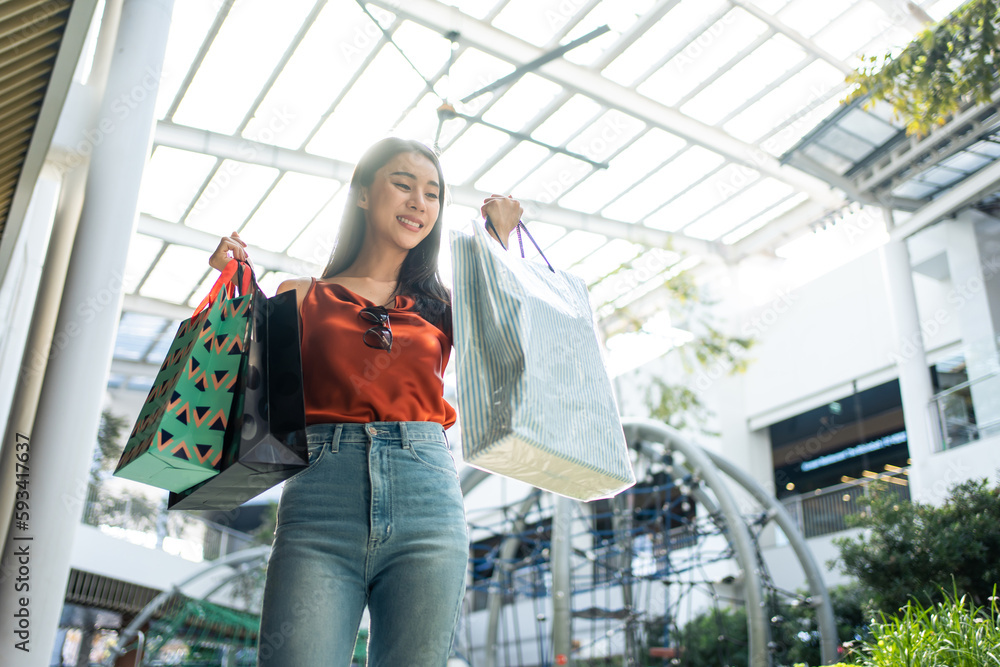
[209,231,249,271]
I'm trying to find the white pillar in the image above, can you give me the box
[550,494,574,666]
[944,212,1000,435]
[0,1,175,664]
[879,211,938,494]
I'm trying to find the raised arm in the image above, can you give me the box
[481,195,523,249]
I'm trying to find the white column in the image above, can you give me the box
[879,211,938,492]
[0,1,175,664]
[550,494,574,666]
[944,211,1000,434]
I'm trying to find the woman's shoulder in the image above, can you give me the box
[276,277,313,295]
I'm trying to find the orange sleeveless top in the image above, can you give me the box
[299,279,457,428]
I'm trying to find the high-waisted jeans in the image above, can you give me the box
[257,422,469,666]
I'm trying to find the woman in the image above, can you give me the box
[209,137,522,666]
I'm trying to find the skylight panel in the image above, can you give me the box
[114,313,170,361]
[679,35,808,125]
[837,108,899,145]
[145,326,183,364]
[184,161,280,236]
[602,146,725,223]
[645,162,759,231]
[776,0,852,37]
[446,48,516,117]
[257,271,299,298]
[394,93,449,146]
[138,147,217,222]
[240,2,381,149]
[140,244,215,303]
[122,234,164,294]
[172,0,317,134]
[518,153,593,205]
[185,271,225,309]
[817,126,877,162]
[392,21,455,82]
[156,0,222,120]
[565,110,645,164]
[440,123,510,185]
[722,60,845,144]
[560,1,642,65]
[481,74,563,132]
[891,179,938,199]
[637,8,769,107]
[937,150,993,174]
[969,139,1000,158]
[916,165,965,187]
[518,220,567,249]
[558,129,687,213]
[721,191,809,244]
[684,178,795,240]
[474,142,551,194]
[602,0,730,86]
[813,2,891,61]
[531,95,603,147]
[286,189,348,266]
[492,0,580,47]
[801,142,856,175]
[239,173,341,251]
[542,230,608,268]
[306,45,429,163]
[765,96,842,155]
[925,0,968,20]
[571,238,644,285]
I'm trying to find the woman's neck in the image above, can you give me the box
[341,242,407,283]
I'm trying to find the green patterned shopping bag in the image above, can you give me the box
[114,260,252,493]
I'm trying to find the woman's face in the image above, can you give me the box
[358,151,441,253]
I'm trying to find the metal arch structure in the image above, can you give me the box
[461,417,838,667]
[625,419,838,666]
[623,418,772,667]
[104,545,272,667]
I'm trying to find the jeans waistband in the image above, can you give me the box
[305,422,446,449]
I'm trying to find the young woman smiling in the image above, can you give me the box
[209,137,521,666]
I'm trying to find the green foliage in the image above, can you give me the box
[651,586,868,667]
[847,0,1000,135]
[832,478,1000,615]
[670,605,750,667]
[842,590,1000,666]
[86,409,160,531]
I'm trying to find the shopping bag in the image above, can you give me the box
[450,220,636,501]
[114,260,251,493]
[168,266,307,510]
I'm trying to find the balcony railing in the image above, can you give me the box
[82,483,259,562]
[781,471,910,539]
[931,368,1000,451]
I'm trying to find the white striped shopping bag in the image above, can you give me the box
[450,220,635,501]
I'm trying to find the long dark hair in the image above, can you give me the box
[321,137,451,330]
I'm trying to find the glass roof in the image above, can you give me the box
[112,0,970,390]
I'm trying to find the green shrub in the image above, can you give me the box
[843,590,1000,666]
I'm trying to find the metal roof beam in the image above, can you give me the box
[366,0,843,208]
[889,157,1000,241]
[121,293,194,321]
[136,213,322,275]
[154,121,711,254]
[729,0,852,75]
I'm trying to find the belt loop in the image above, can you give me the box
[331,424,343,453]
[399,422,409,449]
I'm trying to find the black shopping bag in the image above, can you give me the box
[169,267,307,510]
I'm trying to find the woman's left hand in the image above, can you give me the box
[482,195,523,246]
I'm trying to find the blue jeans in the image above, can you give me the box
[257,422,469,666]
